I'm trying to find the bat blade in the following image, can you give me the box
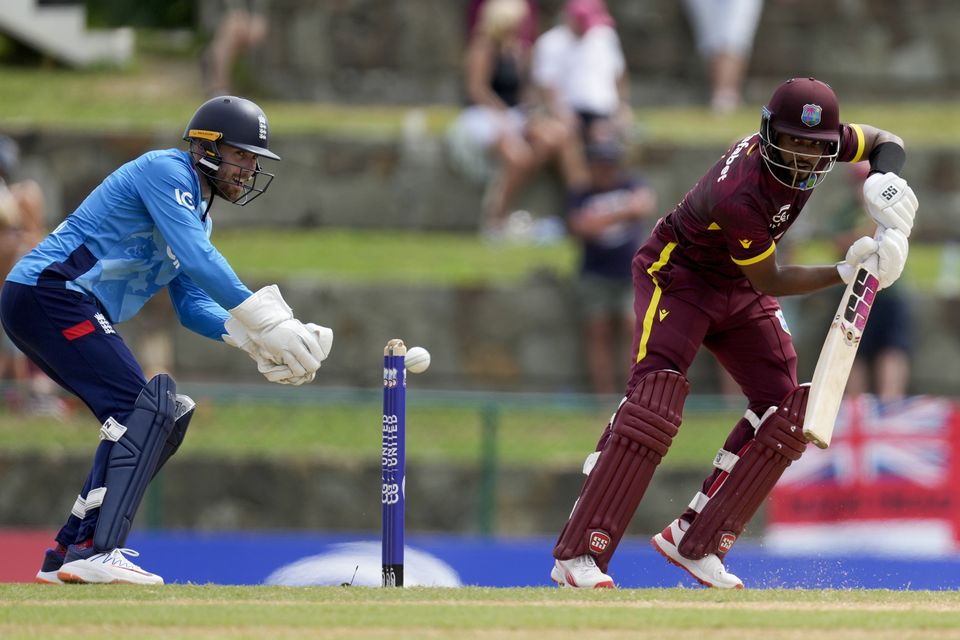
[803,266,881,448]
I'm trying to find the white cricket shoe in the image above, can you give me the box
[57,546,164,585]
[652,519,744,589]
[551,555,615,589]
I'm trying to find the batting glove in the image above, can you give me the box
[863,172,918,238]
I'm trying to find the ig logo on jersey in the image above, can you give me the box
[174,188,195,210]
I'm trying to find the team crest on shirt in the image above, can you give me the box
[801,104,822,127]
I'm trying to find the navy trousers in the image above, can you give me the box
[1,282,148,547]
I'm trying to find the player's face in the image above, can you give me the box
[775,133,827,180]
[215,145,259,201]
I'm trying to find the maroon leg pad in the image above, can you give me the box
[553,370,688,572]
[678,385,809,560]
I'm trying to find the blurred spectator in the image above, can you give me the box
[467,0,540,47]
[828,162,913,401]
[565,125,657,394]
[683,0,764,115]
[449,0,586,237]
[0,135,64,416]
[532,0,631,141]
[202,0,269,97]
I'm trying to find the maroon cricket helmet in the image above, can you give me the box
[762,77,840,143]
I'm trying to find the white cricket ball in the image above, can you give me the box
[404,346,431,374]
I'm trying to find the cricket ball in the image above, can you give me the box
[404,346,431,374]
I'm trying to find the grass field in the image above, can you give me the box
[0,397,740,468]
[1,584,959,639]
[211,228,950,291]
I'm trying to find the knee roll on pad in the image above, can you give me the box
[93,374,177,551]
[554,370,688,570]
[151,394,196,481]
[678,385,809,560]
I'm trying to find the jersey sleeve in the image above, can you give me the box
[714,197,775,266]
[135,155,251,310]
[837,123,868,163]
[167,272,231,340]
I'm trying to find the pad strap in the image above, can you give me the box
[554,370,689,572]
[678,385,809,560]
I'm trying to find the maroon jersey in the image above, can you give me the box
[652,124,867,283]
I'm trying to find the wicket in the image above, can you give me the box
[382,338,407,587]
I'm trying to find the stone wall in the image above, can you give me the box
[0,452,712,537]
[198,0,960,104]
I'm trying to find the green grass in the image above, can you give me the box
[0,399,739,469]
[214,228,578,286]
[1,584,958,639]
[1,60,957,146]
[214,228,949,290]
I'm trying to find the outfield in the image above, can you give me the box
[1,584,958,639]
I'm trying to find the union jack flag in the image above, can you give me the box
[768,395,960,554]
[781,395,954,488]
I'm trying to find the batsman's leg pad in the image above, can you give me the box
[678,384,809,560]
[554,370,688,571]
[93,374,176,551]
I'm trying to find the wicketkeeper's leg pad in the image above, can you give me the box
[151,394,196,480]
[678,384,809,561]
[554,370,688,571]
[93,374,176,551]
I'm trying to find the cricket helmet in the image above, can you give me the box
[183,96,279,205]
[759,77,840,190]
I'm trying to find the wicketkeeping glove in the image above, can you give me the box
[863,172,918,238]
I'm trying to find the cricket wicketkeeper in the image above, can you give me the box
[1,96,332,584]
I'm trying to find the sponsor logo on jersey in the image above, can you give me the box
[166,245,181,270]
[776,308,791,335]
[658,309,670,322]
[174,188,195,210]
[771,204,792,225]
[717,135,753,183]
[801,103,823,127]
[739,239,753,248]
[589,531,611,554]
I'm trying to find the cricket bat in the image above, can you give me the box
[802,265,881,448]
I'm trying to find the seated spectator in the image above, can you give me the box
[202,0,269,97]
[565,126,657,394]
[533,0,632,141]
[466,0,540,47]
[683,0,764,114]
[449,0,586,237]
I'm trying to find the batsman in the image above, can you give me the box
[551,77,918,589]
[1,96,333,585]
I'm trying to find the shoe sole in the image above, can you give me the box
[650,535,743,590]
[34,575,64,585]
[57,569,162,585]
[550,565,615,589]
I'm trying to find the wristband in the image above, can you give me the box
[868,142,906,176]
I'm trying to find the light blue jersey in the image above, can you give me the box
[7,149,251,340]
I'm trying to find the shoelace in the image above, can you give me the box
[576,555,599,570]
[99,548,143,568]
